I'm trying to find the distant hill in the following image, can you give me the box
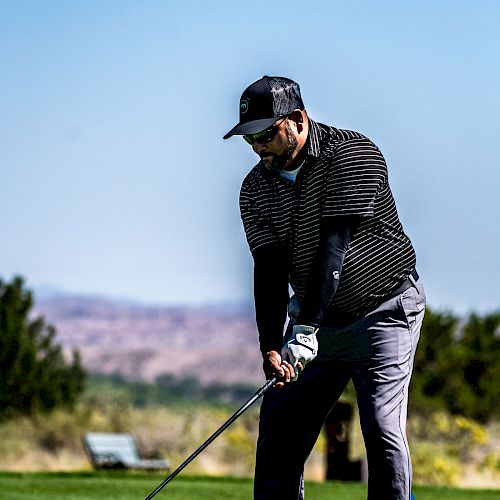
[33,294,265,386]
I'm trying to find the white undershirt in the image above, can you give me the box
[278,160,305,183]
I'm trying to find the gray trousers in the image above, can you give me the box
[254,278,426,500]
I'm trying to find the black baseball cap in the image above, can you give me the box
[223,76,304,139]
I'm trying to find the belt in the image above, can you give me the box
[388,269,419,300]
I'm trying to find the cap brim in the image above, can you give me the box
[223,115,287,140]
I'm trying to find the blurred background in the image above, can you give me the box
[1,0,499,495]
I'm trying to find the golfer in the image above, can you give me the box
[224,76,425,500]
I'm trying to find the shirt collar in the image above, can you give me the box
[305,118,322,158]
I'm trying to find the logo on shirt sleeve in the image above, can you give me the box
[332,271,340,280]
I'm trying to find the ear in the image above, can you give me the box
[289,109,305,133]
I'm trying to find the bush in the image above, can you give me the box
[408,411,493,486]
[411,441,461,486]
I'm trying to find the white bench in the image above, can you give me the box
[83,432,171,470]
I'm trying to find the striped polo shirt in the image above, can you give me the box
[239,119,416,320]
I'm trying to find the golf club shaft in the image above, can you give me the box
[144,377,277,500]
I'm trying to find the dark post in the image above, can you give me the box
[324,401,367,482]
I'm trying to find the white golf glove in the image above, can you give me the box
[281,325,319,379]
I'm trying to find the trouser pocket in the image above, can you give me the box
[401,280,426,330]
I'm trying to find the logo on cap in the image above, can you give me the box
[240,97,250,114]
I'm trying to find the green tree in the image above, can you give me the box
[0,276,85,420]
[447,312,500,422]
[411,308,459,413]
[410,308,500,423]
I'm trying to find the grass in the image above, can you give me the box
[0,472,498,500]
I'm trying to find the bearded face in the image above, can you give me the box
[261,121,299,172]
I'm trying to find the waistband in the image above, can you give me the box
[387,268,419,300]
[323,269,419,327]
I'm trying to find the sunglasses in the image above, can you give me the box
[243,116,288,145]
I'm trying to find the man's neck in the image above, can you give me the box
[283,139,308,171]
[283,116,309,171]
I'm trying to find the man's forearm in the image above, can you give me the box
[297,217,358,327]
[253,243,289,354]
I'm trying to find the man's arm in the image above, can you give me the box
[296,216,359,327]
[253,243,295,385]
[281,216,359,373]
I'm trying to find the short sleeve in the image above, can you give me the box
[323,138,387,217]
[240,179,280,254]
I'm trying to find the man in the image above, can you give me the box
[223,76,425,500]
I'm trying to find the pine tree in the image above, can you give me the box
[0,276,85,420]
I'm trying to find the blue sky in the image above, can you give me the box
[1,1,499,314]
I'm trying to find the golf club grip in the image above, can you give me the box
[258,376,278,396]
[144,377,277,499]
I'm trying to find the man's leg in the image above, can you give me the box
[351,280,425,500]
[254,359,350,500]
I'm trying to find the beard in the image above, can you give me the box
[261,122,298,172]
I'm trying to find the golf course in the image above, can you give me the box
[1,472,499,500]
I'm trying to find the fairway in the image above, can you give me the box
[0,472,498,500]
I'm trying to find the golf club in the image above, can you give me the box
[144,376,277,499]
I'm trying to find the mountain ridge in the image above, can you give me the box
[33,293,266,386]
